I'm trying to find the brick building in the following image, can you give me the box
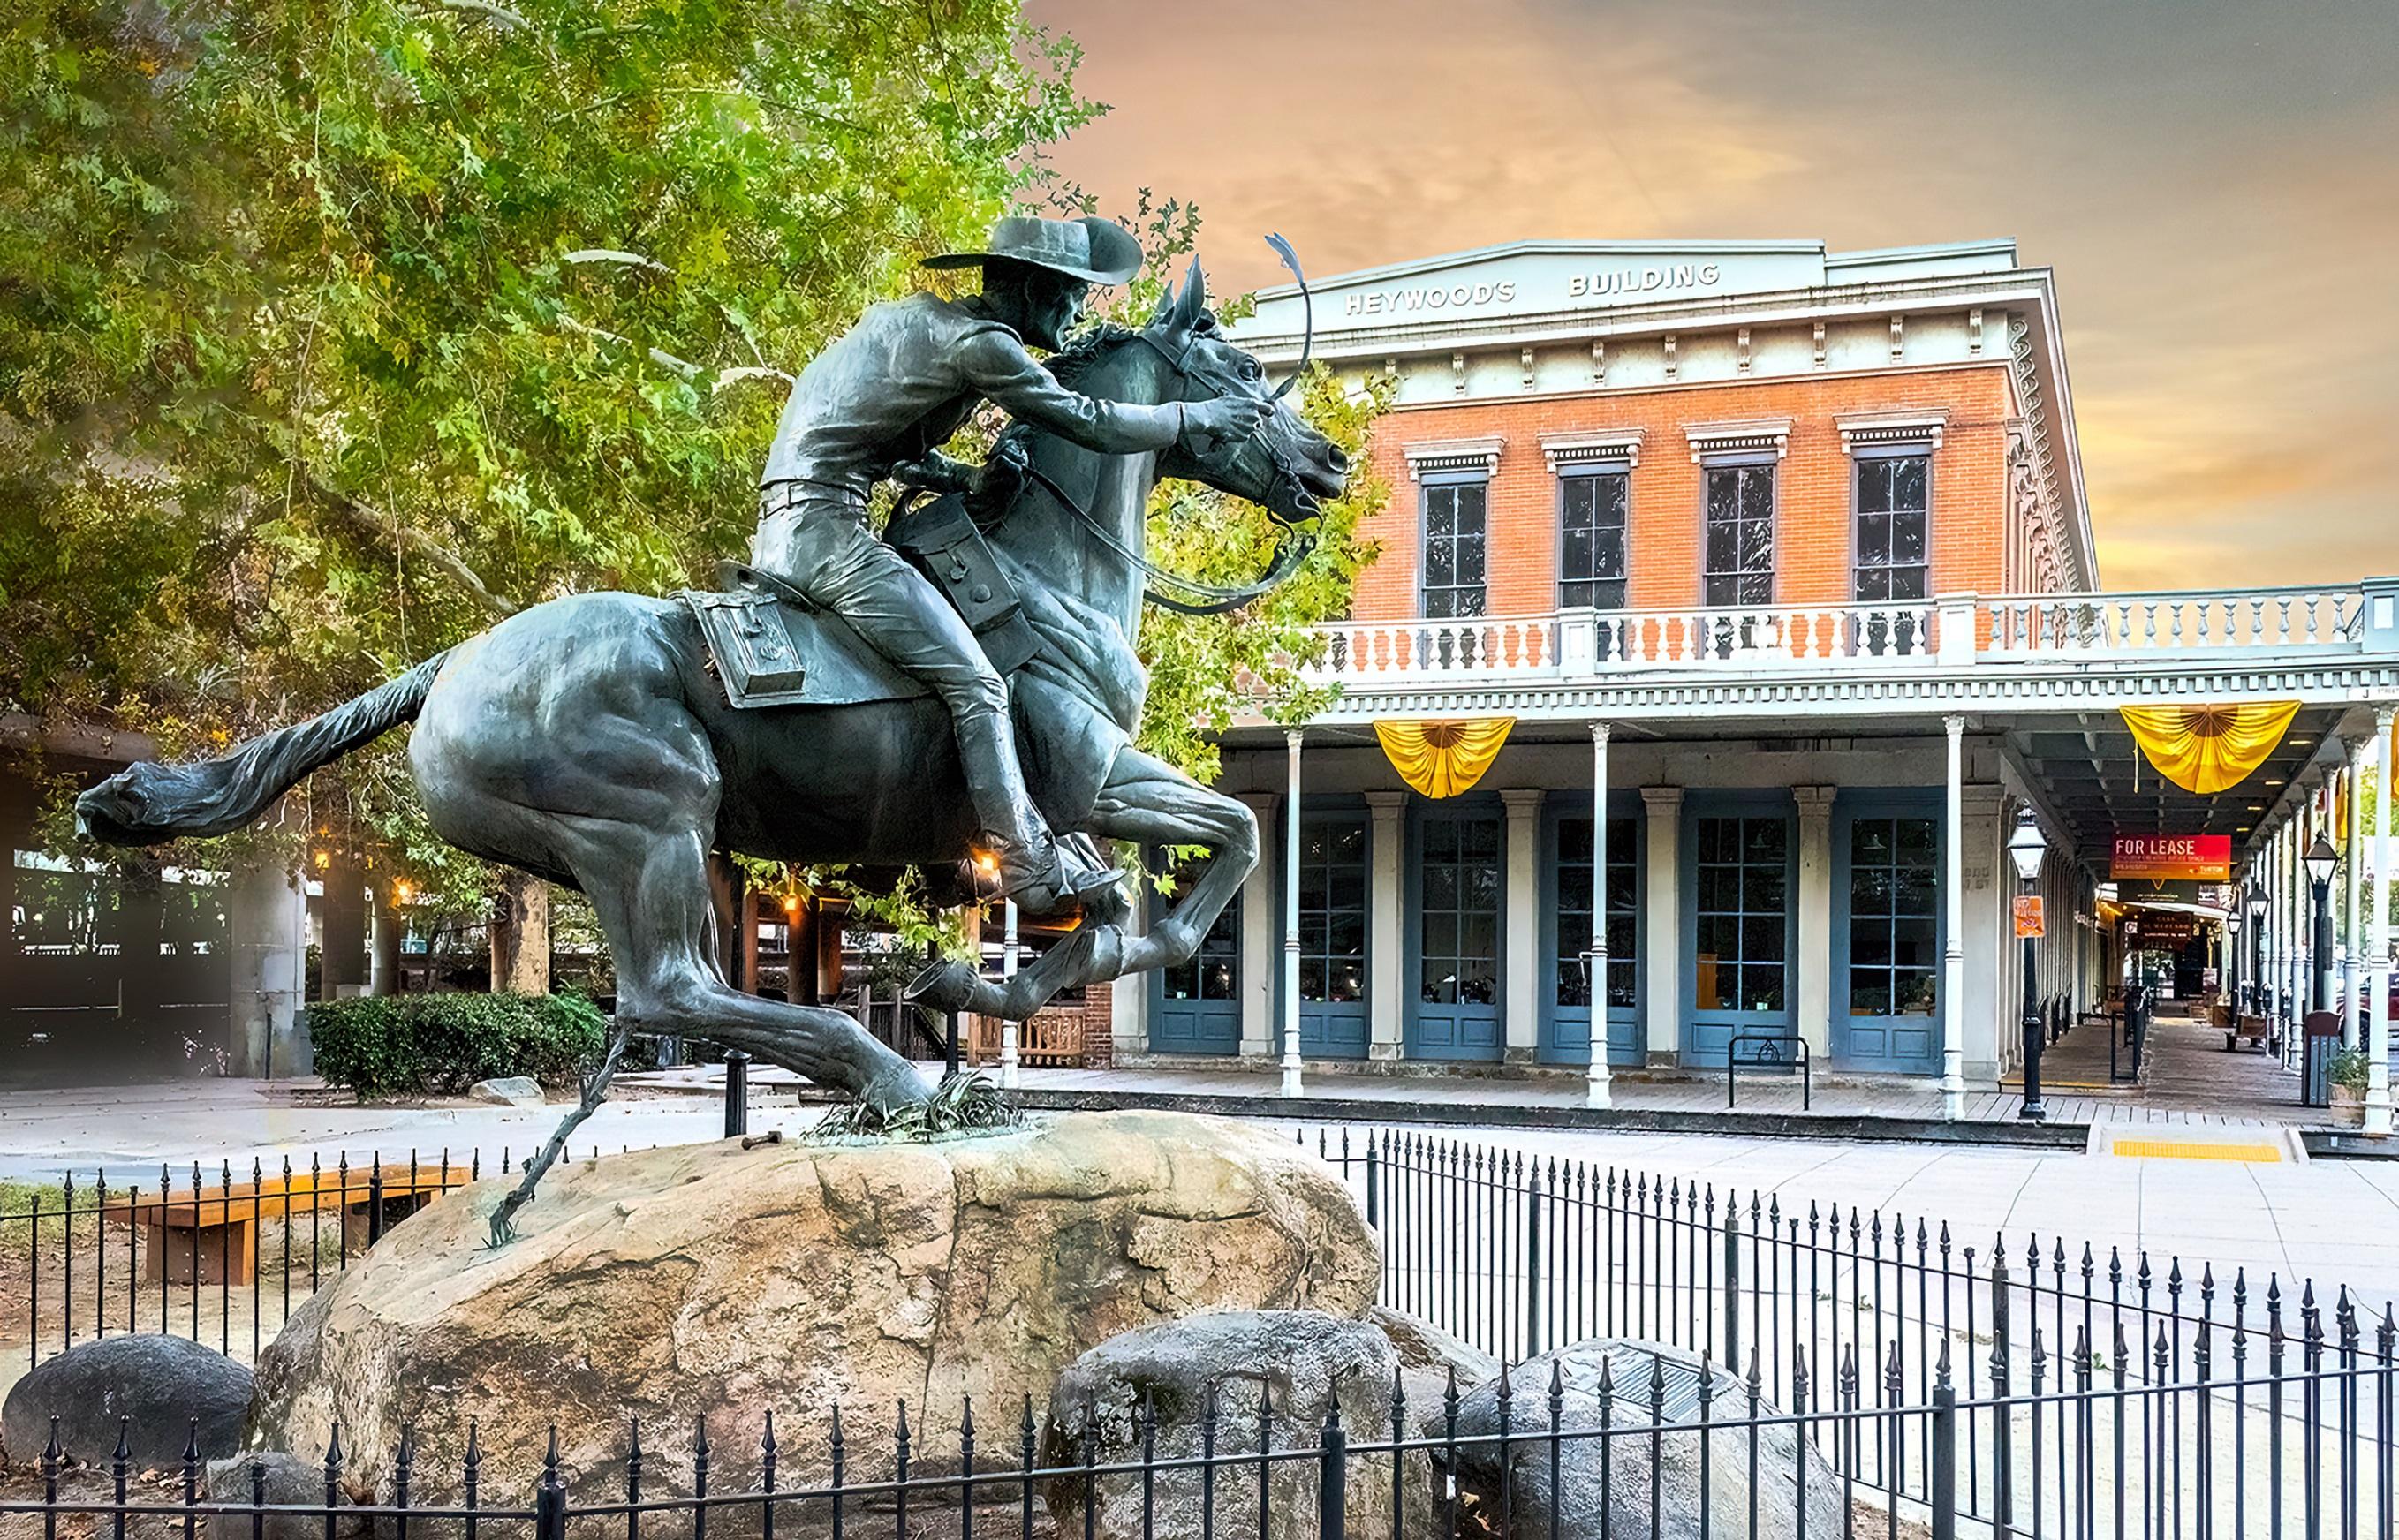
[1103,238,2399,1119]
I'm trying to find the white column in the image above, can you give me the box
[1794,786,1837,1063]
[2349,744,2368,1046]
[227,852,308,1078]
[1587,725,1614,1108]
[2320,774,2341,1014]
[2371,707,2393,1137]
[1236,794,1279,1059]
[1501,789,1544,1065]
[1640,787,1684,1063]
[1940,715,1968,1118]
[999,900,1021,1089]
[1364,791,1409,1061]
[1281,729,1305,1098]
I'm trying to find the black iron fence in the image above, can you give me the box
[6,1350,2394,1537]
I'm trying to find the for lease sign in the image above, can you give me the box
[2111,834,2232,882]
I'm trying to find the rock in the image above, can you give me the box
[1363,1304,1500,1432]
[465,1076,543,1107]
[1444,1340,1844,1539]
[2,1334,252,1468]
[250,1111,1377,1507]
[203,1453,375,1540]
[1040,1310,1424,1540]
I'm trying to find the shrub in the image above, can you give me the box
[2330,1046,2370,1092]
[308,993,608,1099]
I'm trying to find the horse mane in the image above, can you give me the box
[1039,321,1147,391]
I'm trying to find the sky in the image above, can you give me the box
[1025,0,2398,590]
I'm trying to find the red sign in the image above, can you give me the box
[2014,895,2045,938]
[2111,834,2231,882]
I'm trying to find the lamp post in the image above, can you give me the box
[2247,880,2270,1016]
[2007,807,2048,1121]
[2225,903,2243,1017]
[2306,833,2338,1015]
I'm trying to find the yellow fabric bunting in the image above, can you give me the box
[1375,717,1517,798]
[2118,702,2302,796]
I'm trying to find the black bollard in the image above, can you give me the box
[723,1049,750,1138]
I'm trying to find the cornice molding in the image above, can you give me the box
[1540,427,1647,471]
[1835,409,1949,453]
[1401,434,1504,481]
[1685,418,1794,462]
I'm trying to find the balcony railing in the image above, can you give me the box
[1302,583,2385,687]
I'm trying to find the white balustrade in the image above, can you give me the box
[1299,584,2373,690]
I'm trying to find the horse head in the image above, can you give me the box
[1142,259,1351,524]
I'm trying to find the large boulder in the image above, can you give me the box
[1040,1310,1422,1540]
[1363,1304,1501,1433]
[250,1112,1376,1506]
[3,1334,252,1468]
[1445,1340,1844,1539]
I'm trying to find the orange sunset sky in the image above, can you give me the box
[1026,0,2398,591]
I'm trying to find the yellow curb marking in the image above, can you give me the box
[2108,1139,2282,1164]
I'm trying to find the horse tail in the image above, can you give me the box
[74,650,452,845]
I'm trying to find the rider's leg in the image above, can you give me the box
[754,505,1101,911]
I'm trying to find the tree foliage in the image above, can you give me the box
[1,4,1388,929]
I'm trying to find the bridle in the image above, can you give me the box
[1018,238,1327,617]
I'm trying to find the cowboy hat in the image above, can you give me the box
[922,215,1142,286]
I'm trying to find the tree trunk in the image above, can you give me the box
[489,870,551,995]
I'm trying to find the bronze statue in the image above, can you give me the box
[751,217,1270,914]
[74,227,1348,1239]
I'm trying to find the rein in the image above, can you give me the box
[1019,459,1315,617]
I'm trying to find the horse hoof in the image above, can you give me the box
[864,1068,932,1117]
[905,959,978,1013]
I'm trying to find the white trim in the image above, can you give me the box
[1836,410,1950,454]
[1685,418,1793,463]
[1540,427,1647,472]
[1403,434,1504,481]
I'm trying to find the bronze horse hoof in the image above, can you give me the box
[905,958,980,1013]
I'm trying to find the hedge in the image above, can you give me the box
[307,992,608,1099]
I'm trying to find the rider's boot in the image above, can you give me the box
[955,708,1122,915]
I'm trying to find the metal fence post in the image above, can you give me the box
[535,1430,566,1540]
[1929,1348,1957,1540]
[1722,1204,1744,1372]
[1317,1404,1346,1538]
[1523,1166,1546,1359]
[1363,1136,1379,1230]
[723,1050,750,1139]
[1990,1248,2013,1536]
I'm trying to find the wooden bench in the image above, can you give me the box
[2225,1013,2270,1053]
[100,1166,474,1285]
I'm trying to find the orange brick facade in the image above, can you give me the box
[1351,366,2019,622]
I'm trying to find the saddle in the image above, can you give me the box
[677,494,1041,709]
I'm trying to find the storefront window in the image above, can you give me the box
[1694,816,1786,1011]
[1159,856,1240,1002]
[1848,817,1939,1015]
[1420,815,1501,1005]
[1421,480,1488,619]
[1555,815,1637,1008]
[1296,815,1367,1004]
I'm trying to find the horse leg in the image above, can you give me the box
[906,746,1257,1020]
[482,810,928,1244]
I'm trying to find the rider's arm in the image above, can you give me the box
[958,329,1183,454]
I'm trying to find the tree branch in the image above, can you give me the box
[306,472,519,620]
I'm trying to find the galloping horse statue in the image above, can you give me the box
[73,261,1349,1236]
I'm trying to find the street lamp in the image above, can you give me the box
[2224,904,2244,1017]
[2306,833,2338,1015]
[2006,807,2049,1121]
[2246,879,2270,1016]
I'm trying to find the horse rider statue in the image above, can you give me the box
[751,214,1271,914]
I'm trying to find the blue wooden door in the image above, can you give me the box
[1683,806,1797,1068]
[1407,807,1503,1061]
[1833,805,1943,1074]
[1291,810,1372,1057]
[1148,851,1241,1054]
[1540,803,1642,1068]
